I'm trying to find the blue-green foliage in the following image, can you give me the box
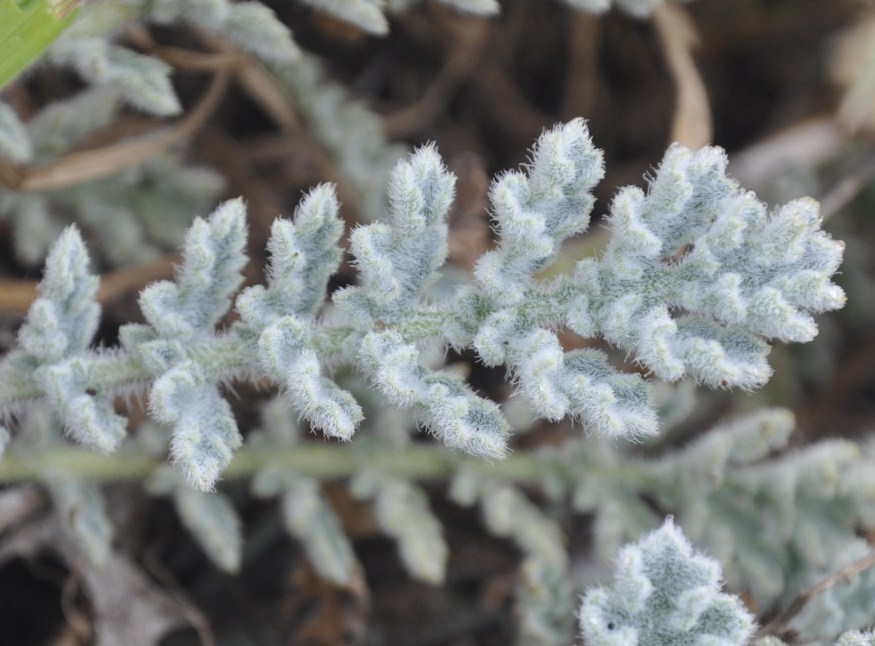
[0,120,845,491]
[12,227,126,454]
[579,519,756,646]
[47,0,298,116]
[451,467,573,643]
[139,199,248,339]
[134,199,248,490]
[240,185,363,442]
[581,520,875,646]
[0,101,31,163]
[336,144,455,325]
[836,631,875,646]
[248,397,357,585]
[573,145,845,390]
[352,468,449,584]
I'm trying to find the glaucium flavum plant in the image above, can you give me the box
[0,119,845,490]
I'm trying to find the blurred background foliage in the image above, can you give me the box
[1,0,874,644]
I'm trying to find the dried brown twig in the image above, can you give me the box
[0,255,177,315]
[0,69,230,192]
[757,548,875,640]
[561,13,600,121]
[384,14,491,139]
[653,4,712,148]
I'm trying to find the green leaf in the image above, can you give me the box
[0,101,31,162]
[48,477,113,567]
[0,0,78,90]
[174,487,242,573]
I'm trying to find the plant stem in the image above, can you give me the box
[0,282,577,409]
[0,443,546,484]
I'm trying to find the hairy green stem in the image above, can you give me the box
[0,284,575,408]
[0,439,662,489]
[0,443,527,483]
